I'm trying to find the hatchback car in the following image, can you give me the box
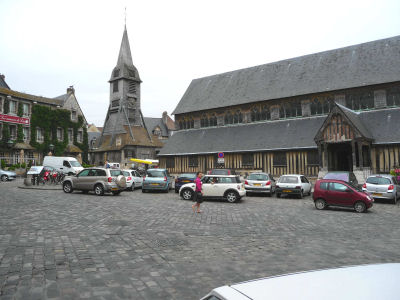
[323,171,359,187]
[245,172,276,196]
[179,175,245,203]
[201,263,400,300]
[208,169,236,175]
[175,173,197,193]
[62,168,126,196]
[275,174,311,198]
[313,179,373,213]
[362,174,400,204]
[142,168,172,193]
[0,168,17,181]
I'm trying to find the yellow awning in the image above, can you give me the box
[130,158,159,165]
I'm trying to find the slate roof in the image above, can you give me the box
[144,117,169,137]
[159,107,400,156]
[0,87,63,106]
[158,117,325,156]
[0,75,10,89]
[173,35,400,115]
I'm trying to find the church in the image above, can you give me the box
[90,27,174,167]
[158,35,400,182]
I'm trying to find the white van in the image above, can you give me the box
[43,156,84,175]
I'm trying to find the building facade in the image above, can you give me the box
[158,35,400,181]
[91,27,174,168]
[0,78,88,166]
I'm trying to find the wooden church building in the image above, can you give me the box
[158,35,400,181]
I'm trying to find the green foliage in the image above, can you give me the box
[17,102,23,117]
[21,162,26,169]
[8,165,15,171]
[1,159,6,169]
[29,105,88,163]
[3,98,9,114]
[17,124,23,143]
[1,123,10,146]
[82,163,94,168]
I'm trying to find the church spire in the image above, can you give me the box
[116,27,134,67]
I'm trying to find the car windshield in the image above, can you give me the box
[248,174,268,181]
[367,176,391,185]
[179,173,196,179]
[122,171,130,177]
[211,170,229,175]
[323,173,349,181]
[147,170,165,177]
[110,170,123,177]
[279,176,298,183]
[70,161,82,167]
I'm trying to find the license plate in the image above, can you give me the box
[372,193,382,196]
[111,188,118,191]
[151,183,159,186]
[183,180,190,182]
[254,183,261,186]
[283,190,291,193]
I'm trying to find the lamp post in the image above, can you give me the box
[49,144,54,156]
[7,139,13,148]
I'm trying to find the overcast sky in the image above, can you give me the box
[1,0,399,126]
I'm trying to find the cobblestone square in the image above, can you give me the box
[1,179,400,299]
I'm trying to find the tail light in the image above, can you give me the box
[164,176,167,181]
[266,181,271,186]
[228,170,231,175]
[127,176,132,181]
[388,184,394,191]
[143,175,146,180]
[245,180,248,185]
[108,177,112,183]
[362,183,366,189]
[295,186,301,189]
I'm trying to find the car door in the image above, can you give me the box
[75,169,91,190]
[133,171,143,186]
[202,176,219,197]
[326,182,354,206]
[301,176,311,194]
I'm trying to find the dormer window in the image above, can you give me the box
[113,81,119,93]
[113,69,120,77]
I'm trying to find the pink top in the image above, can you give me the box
[195,177,202,192]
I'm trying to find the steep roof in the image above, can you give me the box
[144,117,169,137]
[0,75,10,89]
[336,104,373,139]
[0,87,62,106]
[173,35,400,115]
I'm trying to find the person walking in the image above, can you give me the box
[192,172,203,213]
[104,160,110,168]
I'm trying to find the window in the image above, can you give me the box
[330,182,348,192]
[71,110,77,121]
[279,176,299,184]
[57,128,63,141]
[23,127,29,141]
[129,81,136,93]
[310,98,332,115]
[77,130,83,143]
[0,123,2,139]
[0,97,2,113]
[307,151,319,165]
[242,153,254,167]
[251,107,260,122]
[128,69,136,77]
[346,91,374,110]
[68,129,73,143]
[224,112,233,125]
[166,157,175,168]
[201,114,209,127]
[387,86,400,107]
[273,152,287,166]
[95,169,106,176]
[113,69,120,77]
[9,100,17,114]
[320,182,329,190]
[37,128,44,142]
[112,99,119,107]
[9,125,17,140]
[261,106,270,120]
[153,128,161,136]
[113,81,119,93]
[209,114,217,126]
[179,121,183,130]
[188,156,198,167]
[22,103,29,116]
[233,110,243,124]
[77,169,90,177]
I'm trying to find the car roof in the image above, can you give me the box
[368,174,393,178]
[204,174,239,177]
[215,263,400,300]
[280,174,303,177]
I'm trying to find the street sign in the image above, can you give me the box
[218,152,224,158]
[217,158,225,164]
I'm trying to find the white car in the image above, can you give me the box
[201,263,400,300]
[179,175,245,203]
[275,174,312,198]
[123,169,143,190]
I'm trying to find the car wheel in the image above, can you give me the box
[112,191,121,196]
[354,201,367,213]
[393,193,398,205]
[1,175,8,182]
[181,188,193,200]
[299,190,304,199]
[276,193,281,198]
[314,198,326,210]
[94,184,104,196]
[225,191,239,203]
[142,189,146,193]
[63,181,73,193]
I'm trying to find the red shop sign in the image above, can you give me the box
[0,114,30,125]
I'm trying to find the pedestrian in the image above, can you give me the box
[192,172,203,213]
[104,160,110,168]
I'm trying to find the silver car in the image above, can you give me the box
[245,172,276,196]
[0,168,17,181]
[201,263,400,300]
[62,168,126,196]
[362,174,400,204]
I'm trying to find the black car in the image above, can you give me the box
[175,173,197,193]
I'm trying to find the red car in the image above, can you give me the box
[313,179,374,213]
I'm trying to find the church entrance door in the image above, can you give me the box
[327,142,353,171]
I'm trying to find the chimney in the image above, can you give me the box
[162,111,168,125]
[0,74,5,80]
[67,85,75,94]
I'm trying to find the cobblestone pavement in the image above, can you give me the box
[1,179,400,299]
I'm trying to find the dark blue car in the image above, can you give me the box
[174,173,197,193]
